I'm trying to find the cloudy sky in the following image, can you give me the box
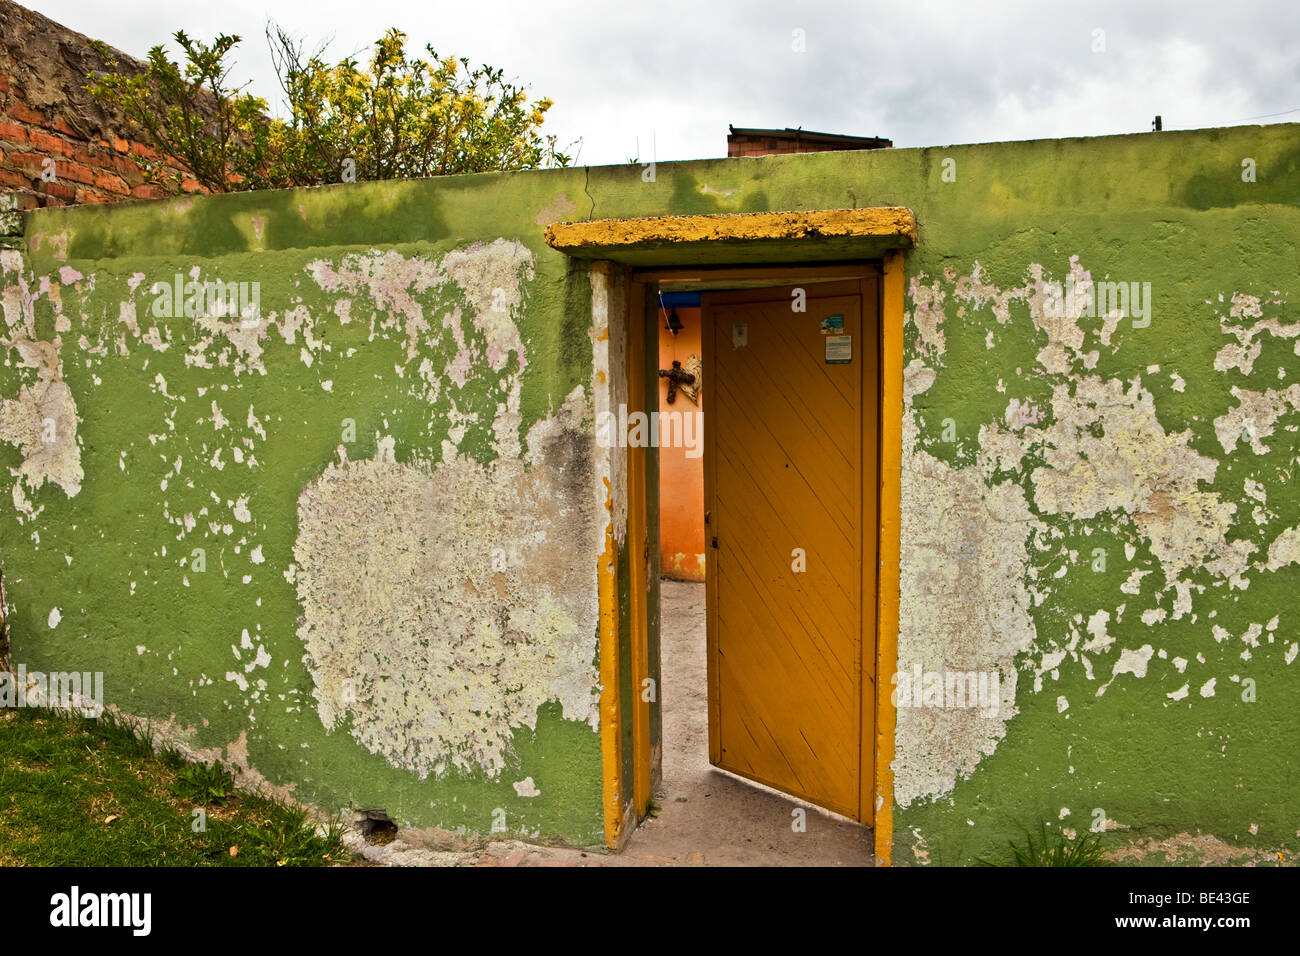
[24,0,1300,166]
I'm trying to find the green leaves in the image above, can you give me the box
[272,27,569,182]
[174,760,234,806]
[981,820,1112,867]
[87,26,569,196]
[88,32,273,194]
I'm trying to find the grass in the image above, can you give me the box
[174,760,235,806]
[0,705,348,866]
[982,820,1111,867]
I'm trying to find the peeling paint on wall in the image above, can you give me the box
[897,255,1300,812]
[284,241,600,778]
[0,223,606,842]
[0,249,82,514]
[895,393,1039,805]
[293,389,599,778]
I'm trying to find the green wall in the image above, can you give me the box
[1,178,606,846]
[2,123,1296,862]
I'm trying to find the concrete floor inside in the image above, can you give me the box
[613,579,874,866]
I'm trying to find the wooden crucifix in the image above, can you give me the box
[658,360,696,404]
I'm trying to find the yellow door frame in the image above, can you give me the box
[555,207,914,861]
[627,277,652,818]
[610,254,905,863]
[874,248,905,866]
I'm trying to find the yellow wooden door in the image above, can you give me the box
[703,279,877,821]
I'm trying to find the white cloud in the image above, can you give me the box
[23,0,1299,165]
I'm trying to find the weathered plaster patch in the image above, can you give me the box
[292,251,599,778]
[895,325,1042,806]
[907,275,947,358]
[1213,384,1300,455]
[307,239,534,365]
[1032,376,1248,589]
[513,776,541,797]
[896,258,1293,806]
[534,193,577,227]
[1214,294,1300,377]
[1098,644,1154,696]
[1264,526,1300,571]
[1106,831,1287,866]
[294,394,598,778]
[0,251,83,510]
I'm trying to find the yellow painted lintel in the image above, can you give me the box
[546,207,917,253]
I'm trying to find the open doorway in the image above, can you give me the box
[620,265,880,865]
[655,293,706,584]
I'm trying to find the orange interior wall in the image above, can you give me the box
[657,306,705,581]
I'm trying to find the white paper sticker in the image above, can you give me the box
[732,323,748,348]
[825,334,852,364]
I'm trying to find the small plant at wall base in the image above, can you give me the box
[87,26,571,195]
[980,821,1111,867]
[175,760,235,806]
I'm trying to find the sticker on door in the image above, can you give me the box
[825,334,852,364]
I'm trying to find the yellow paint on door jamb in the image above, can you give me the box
[598,498,623,849]
[873,249,906,866]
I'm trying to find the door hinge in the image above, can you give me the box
[711,536,718,549]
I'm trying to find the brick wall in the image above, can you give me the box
[0,0,204,210]
[726,127,892,159]
[728,133,835,157]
